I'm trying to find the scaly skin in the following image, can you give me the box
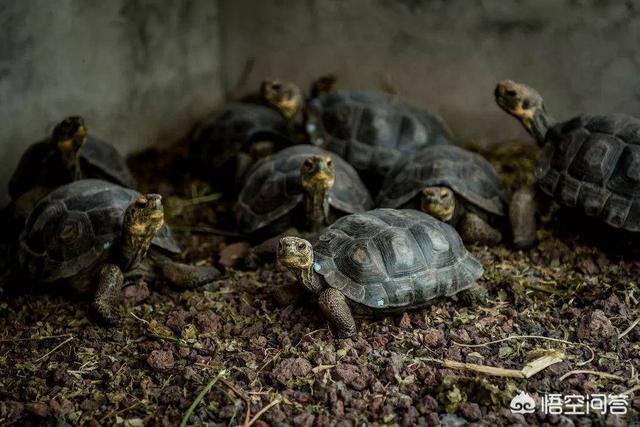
[494,80,553,146]
[261,79,304,129]
[52,116,88,180]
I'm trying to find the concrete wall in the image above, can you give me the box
[2,0,640,202]
[0,0,222,204]
[219,0,640,142]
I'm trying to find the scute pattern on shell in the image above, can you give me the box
[377,145,507,216]
[79,138,136,188]
[537,114,640,231]
[305,91,453,176]
[19,179,180,282]
[312,209,483,309]
[235,145,374,233]
[190,104,289,169]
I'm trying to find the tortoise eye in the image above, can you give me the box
[325,158,333,167]
[297,242,306,250]
[506,89,517,97]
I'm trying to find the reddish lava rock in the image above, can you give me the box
[147,349,175,371]
[272,358,312,384]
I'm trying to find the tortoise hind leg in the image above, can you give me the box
[92,264,123,326]
[318,288,357,339]
[153,253,220,289]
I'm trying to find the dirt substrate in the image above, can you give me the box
[1,142,639,426]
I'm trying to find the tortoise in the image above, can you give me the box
[377,144,511,245]
[495,80,640,236]
[8,116,136,223]
[262,85,454,182]
[18,179,220,325]
[236,145,373,235]
[260,75,337,126]
[189,103,292,184]
[277,208,485,338]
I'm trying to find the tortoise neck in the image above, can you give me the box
[529,107,552,146]
[303,187,330,232]
[296,263,324,294]
[119,230,154,271]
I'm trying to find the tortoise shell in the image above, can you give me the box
[235,145,373,233]
[537,114,640,231]
[305,91,453,176]
[9,137,136,200]
[311,209,483,309]
[19,179,180,283]
[190,103,290,169]
[377,145,506,216]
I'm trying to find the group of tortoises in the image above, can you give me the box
[4,76,640,338]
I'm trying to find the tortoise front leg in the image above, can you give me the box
[509,185,537,249]
[92,264,123,326]
[318,288,357,339]
[152,253,220,289]
[459,212,502,245]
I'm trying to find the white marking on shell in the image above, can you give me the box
[313,262,321,272]
[377,298,385,306]
[429,228,450,252]
[306,122,316,134]
[314,137,323,145]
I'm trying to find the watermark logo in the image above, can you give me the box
[509,392,629,415]
[510,391,536,414]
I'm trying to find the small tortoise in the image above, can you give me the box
[236,145,373,235]
[261,81,454,185]
[377,145,509,245]
[277,209,484,338]
[8,116,136,222]
[189,103,291,183]
[495,80,640,234]
[19,179,220,325]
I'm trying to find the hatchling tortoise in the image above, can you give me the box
[277,208,485,338]
[377,144,510,245]
[236,145,373,234]
[19,179,220,325]
[261,83,454,179]
[189,103,291,182]
[495,80,640,235]
[8,116,136,222]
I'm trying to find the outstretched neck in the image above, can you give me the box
[295,263,324,294]
[529,107,553,146]
[304,188,330,232]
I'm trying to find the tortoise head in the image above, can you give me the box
[494,81,546,135]
[51,116,87,170]
[123,194,164,259]
[300,155,335,195]
[260,79,303,122]
[277,236,313,270]
[421,186,456,222]
[310,74,338,98]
